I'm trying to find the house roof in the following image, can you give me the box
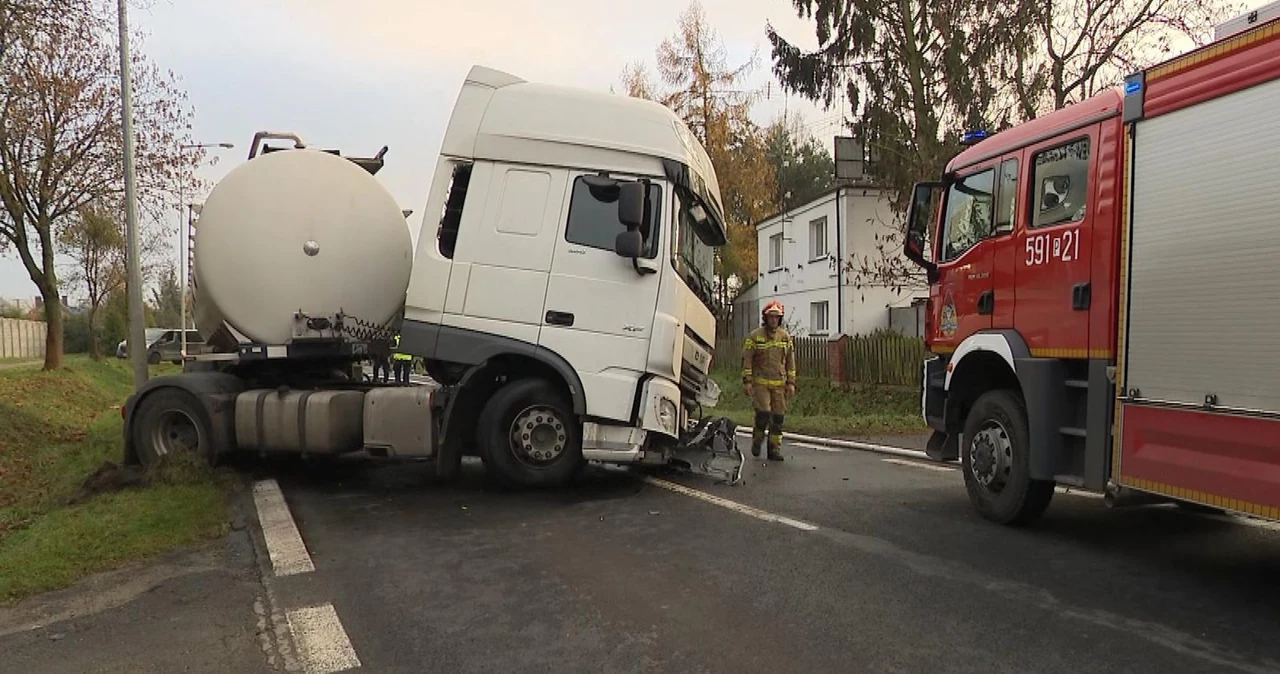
[752,183,888,231]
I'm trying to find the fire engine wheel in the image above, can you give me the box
[130,388,215,469]
[961,390,1055,526]
[478,378,583,488]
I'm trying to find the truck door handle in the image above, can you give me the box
[545,311,574,326]
[977,290,994,315]
[1072,282,1091,311]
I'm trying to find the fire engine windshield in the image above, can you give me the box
[940,169,995,262]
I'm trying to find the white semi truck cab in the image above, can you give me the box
[122,66,742,487]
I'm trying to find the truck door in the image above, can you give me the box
[454,164,563,346]
[931,162,998,351]
[1014,130,1097,356]
[539,174,663,420]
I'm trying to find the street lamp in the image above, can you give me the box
[177,142,234,361]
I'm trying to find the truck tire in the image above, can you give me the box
[961,390,1055,526]
[130,388,215,468]
[477,378,583,488]
[148,350,161,365]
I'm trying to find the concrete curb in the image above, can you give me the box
[732,428,930,460]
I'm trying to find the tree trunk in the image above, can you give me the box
[87,304,101,360]
[41,290,63,370]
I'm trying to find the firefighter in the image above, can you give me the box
[370,336,391,384]
[391,333,413,385]
[742,300,796,461]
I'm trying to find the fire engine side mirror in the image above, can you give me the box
[904,181,942,283]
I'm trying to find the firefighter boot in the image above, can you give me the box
[767,414,785,462]
[751,411,769,457]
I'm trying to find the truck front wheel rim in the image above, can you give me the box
[152,409,199,457]
[511,406,567,465]
[970,421,1012,491]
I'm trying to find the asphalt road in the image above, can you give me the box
[254,442,1280,674]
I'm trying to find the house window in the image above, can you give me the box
[768,232,783,270]
[809,216,828,260]
[810,301,829,335]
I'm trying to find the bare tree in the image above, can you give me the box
[1011,0,1239,117]
[57,203,123,359]
[0,4,199,369]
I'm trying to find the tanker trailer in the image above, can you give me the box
[120,67,744,488]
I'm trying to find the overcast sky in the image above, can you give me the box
[0,0,1262,302]
[0,0,837,301]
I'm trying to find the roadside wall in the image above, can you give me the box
[0,318,47,359]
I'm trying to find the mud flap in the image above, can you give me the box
[668,417,745,485]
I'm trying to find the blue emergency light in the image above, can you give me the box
[960,129,990,147]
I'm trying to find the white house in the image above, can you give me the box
[755,186,924,338]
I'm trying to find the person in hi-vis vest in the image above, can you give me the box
[391,334,413,385]
[741,300,796,461]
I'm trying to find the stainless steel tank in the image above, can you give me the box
[192,149,413,346]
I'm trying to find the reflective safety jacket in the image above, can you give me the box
[742,326,797,387]
[392,334,413,361]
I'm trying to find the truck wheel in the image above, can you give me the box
[478,379,583,488]
[148,351,161,365]
[961,390,1055,526]
[130,388,214,469]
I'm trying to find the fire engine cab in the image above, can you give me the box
[904,7,1280,525]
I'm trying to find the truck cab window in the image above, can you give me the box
[1030,137,1089,228]
[565,177,661,258]
[995,159,1019,233]
[672,188,717,309]
[437,162,473,259]
[939,168,995,262]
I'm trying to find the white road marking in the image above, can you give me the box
[286,603,362,674]
[789,441,842,453]
[882,457,956,473]
[252,479,315,577]
[644,477,819,531]
[878,458,1104,500]
[734,428,929,459]
[1057,487,1104,499]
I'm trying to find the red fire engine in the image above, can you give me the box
[904,8,1280,525]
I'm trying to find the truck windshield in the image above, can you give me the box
[673,188,718,309]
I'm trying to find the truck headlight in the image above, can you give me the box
[658,397,678,435]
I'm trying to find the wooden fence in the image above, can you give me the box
[716,331,927,387]
[840,332,927,386]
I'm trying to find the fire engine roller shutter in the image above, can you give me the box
[1125,76,1280,413]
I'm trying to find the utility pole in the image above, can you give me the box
[117,0,146,387]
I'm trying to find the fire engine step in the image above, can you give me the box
[1059,426,1087,438]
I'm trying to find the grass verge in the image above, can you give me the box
[0,356,228,604]
[710,371,927,438]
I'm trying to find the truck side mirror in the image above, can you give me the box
[904,181,942,283]
[615,229,643,258]
[618,182,645,229]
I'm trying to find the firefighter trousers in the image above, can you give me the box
[750,385,786,452]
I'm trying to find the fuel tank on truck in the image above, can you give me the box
[192,149,414,347]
